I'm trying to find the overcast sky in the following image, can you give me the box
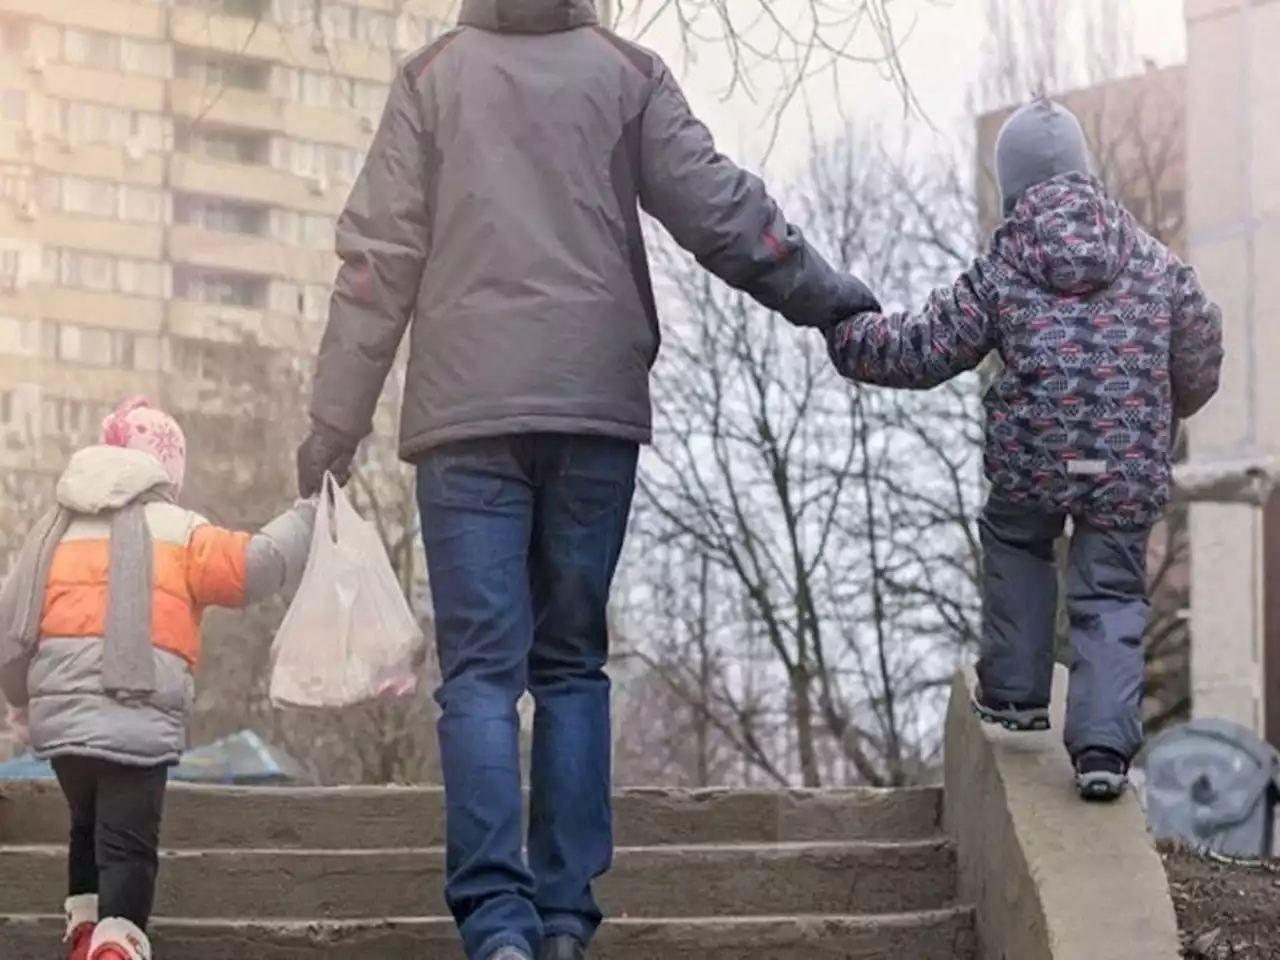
[638,0,1188,175]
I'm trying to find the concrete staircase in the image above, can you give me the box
[0,783,975,958]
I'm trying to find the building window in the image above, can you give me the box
[43,397,108,442]
[302,284,328,322]
[0,89,24,124]
[0,16,30,54]
[62,28,118,71]
[176,0,269,18]
[115,259,164,297]
[175,194,267,234]
[56,101,138,145]
[322,5,357,42]
[291,68,351,108]
[40,177,164,224]
[49,322,135,368]
[352,80,386,115]
[173,266,267,308]
[176,49,270,91]
[56,176,119,218]
[58,250,115,292]
[271,208,332,248]
[119,37,169,77]
[354,8,394,47]
[0,316,36,355]
[331,147,365,184]
[47,249,164,297]
[0,165,28,203]
[0,248,21,284]
[119,185,165,223]
[178,125,269,165]
[271,0,314,29]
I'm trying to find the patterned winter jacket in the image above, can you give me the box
[828,173,1224,530]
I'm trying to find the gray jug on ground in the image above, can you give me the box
[1143,717,1280,857]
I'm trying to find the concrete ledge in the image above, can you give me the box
[943,665,1181,960]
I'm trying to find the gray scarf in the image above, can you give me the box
[0,492,170,703]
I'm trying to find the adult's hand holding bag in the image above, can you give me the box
[269,472,424,708]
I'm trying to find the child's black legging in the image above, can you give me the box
[51,755,168,931]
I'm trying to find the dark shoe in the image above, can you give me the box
[970,687,1050,732]
[540,936,586,960]
[1073,747,1129,802]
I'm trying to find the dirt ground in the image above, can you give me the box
[1160,841,1280,959]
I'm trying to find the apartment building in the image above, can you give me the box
[0,0,453,490]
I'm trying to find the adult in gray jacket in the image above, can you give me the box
[296,2,879,959]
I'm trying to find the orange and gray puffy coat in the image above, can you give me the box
[0,445,315,766]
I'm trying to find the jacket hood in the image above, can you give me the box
[56,446,174,514]
[995,173,1136,296]
[458,0,599,33]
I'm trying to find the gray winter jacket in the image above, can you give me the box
[309,0,877,459]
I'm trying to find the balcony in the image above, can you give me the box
[169,80,284,136]
[43,63,163,114]
[34,140,165,188]
[39,211,163,262]
[169,8,394,84]
[168,298,317,353]
[38,287,164,334]
[168,223,333,284]
[2,0,164,38]
[168,154,340,215]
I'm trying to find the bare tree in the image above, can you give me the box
[617,126,982,789]
[171,331,440,784]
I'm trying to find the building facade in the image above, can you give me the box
[0,0,451,495]
[1184,0,1280,746]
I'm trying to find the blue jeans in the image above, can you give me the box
[417,434,638,960]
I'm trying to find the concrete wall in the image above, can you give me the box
[944,667,1181,960]
[1184,0,1278,735]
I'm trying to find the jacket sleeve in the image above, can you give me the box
[0,566,30,708]
[187,502,317,610]
[309,63,433,443]
[1169,261,1224,419]
[636,60,878,328]
[827,259,998,390]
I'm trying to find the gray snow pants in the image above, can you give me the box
[978,494,1151,761]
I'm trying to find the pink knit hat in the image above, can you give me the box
[100,397,187,493]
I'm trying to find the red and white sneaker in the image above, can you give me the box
[88,918,151,960]
[63,894,98,960]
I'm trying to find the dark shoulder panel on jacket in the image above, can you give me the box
[403,28,466,82]
[588,26,658,78]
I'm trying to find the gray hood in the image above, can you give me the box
[995,97,1092,215]
[458,0,599,33]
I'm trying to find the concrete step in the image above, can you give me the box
[0,909,977,959]
[0,782,941,848]
[0,839,955,919]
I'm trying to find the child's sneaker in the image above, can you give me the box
[970,687,1050,732]
[1073,747,1129,801]
[63,894,97,960]
[88,918,151,960]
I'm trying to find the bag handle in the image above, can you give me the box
[321,471,365,544]
[320,472,344,543]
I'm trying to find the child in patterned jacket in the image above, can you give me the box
[826,98,1224,800]
[0,397,316,960]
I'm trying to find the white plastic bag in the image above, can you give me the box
[269,473,424,708]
